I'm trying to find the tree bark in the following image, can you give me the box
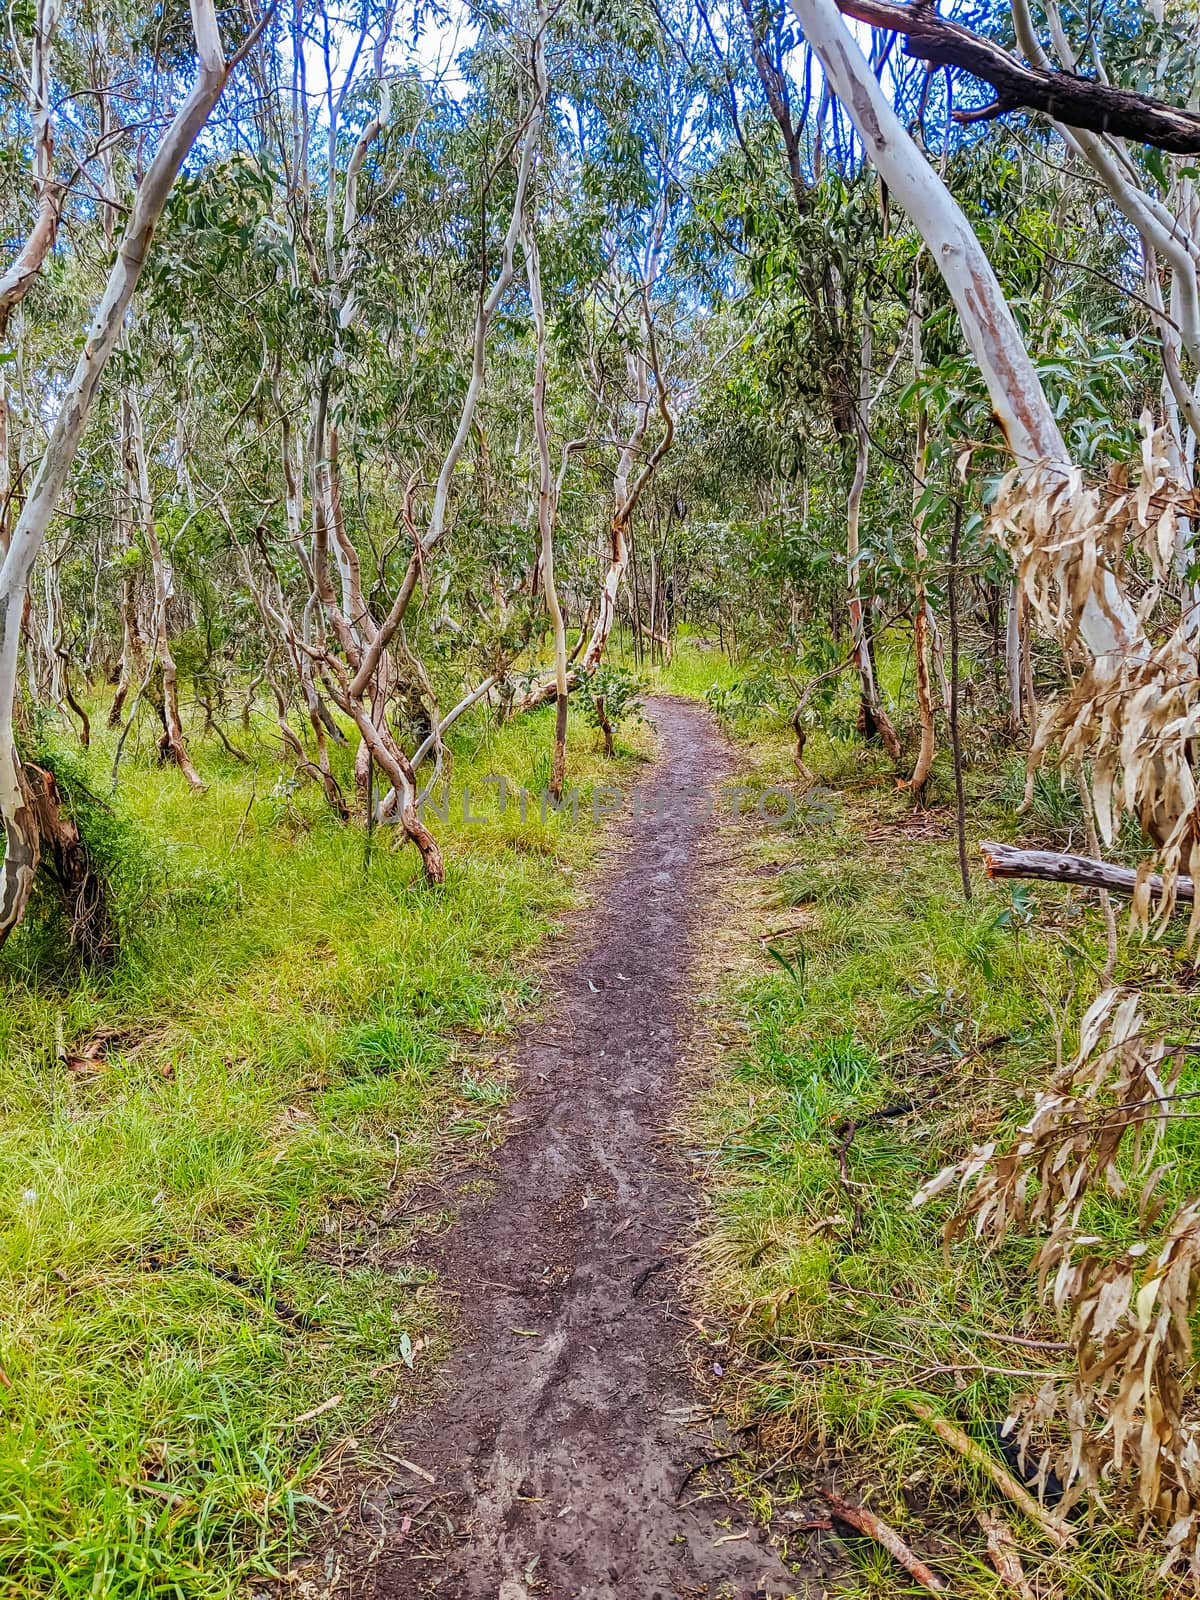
[784,0,1145,669]
[980,841,1193,904]
[949,499,971,900]
[23,762,116,963]
[847,306,902,761]
[908,311,935,800]
[1003,578,1023,734]
[0,0,64,338]
[127,387,204,790]
[524,173,569,798]
[595,695,615,758]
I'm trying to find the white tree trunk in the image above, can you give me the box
[524,179,570,796]
[0,0,63,336]
[785,0,1144,667]
[0,0,230,946]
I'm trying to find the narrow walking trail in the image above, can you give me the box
[370,698,807,1599]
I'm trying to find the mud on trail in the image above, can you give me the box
[360,698,810,1600]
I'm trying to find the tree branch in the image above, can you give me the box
[980,842,1195,905]
[837,0,1200,154]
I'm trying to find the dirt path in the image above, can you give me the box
[368,698,809,1600]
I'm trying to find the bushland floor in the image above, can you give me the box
[0,699,650,1599]
[8,659,1195,1600]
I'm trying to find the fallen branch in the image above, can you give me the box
[979,841,1194,905]
[819,1488,946,1591]
[978,1510,1036,1599]
[903,1399,1075,1548]
[837,0,1200,153]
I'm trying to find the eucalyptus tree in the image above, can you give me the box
[515,0,706,742]
[0,0,252,947]
[781,0,1200,918]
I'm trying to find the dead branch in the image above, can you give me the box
[980,842,1194,906]
[903,1399,1074,1548]
[978,1510,1036,1599]
[819,1488,946,1590]
[837,0,1200,153]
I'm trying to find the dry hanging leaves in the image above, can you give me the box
[988,420,1200,937]
[913,991,1200,1577]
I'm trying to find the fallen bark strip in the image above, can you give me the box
[835,0,1200,153]
[903,1399,1075,1548]
[979,841,1194,904]
[979,1510,1036,1599]
[819,1488,946,1591]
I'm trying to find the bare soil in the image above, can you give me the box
[363,697,811,1600]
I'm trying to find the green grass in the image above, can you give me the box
[0,694,651,1598]
[672,665,1200,1597]
[645,632,747,701]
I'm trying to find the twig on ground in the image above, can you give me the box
[757,922,813,943]
[286,1394,343,1426]
[230,784,256,850]
[631,1258,667,1297]
[831,1120,866,1239]
[676,1450,745,1500]
[904,1399,1075,1547]
[940,1323,1070,1353]
[819,1488,946,1591]
[979,1510,1037,1598]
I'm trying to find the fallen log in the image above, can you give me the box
[514,669,580,715]
[979,842,1194,905]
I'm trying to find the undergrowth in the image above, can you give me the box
[0,695,650,1598]
[667,657,1199,1597]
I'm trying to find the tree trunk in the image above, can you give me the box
[0,0,231,945]
[595,695,615,758]
[785,0,1143,657]
[25,761,116,962]
[0,735,38,950]
[846,308,902,761]
[525,204,570,798]
[127,388,204,790]
[908,308,936,800]
[949,500,971,899]
[1004,578,1023,733]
